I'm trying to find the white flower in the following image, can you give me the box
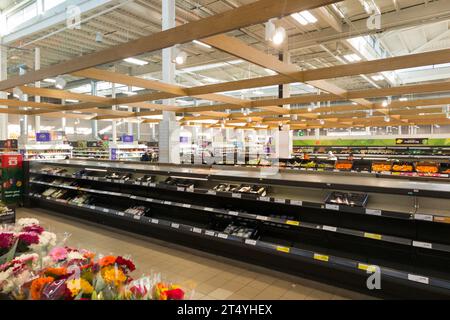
[17,218,40,228]
[67,251,84,261]
[29,231,57,251]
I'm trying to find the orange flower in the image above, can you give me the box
[98,255,116,267]
[30,277,54,300]
[44,267,67,277]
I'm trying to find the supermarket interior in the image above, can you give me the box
[1,0,450,301]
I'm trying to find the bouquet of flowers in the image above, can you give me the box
[1,218,57,261]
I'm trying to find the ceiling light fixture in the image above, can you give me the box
[384,115,390,122]
[55,76,66,89]
[173,47,188,65]
[381,100,389,107]
[123,57,148,66]
[12,87,23,99]
[43,78,56,83]
[265,18,286,46]
[399,97,408,102]
[192,40,211,49]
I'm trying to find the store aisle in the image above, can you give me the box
[17,207,375,300]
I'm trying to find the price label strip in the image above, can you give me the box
[313,253,329,262]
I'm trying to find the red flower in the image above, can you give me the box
[0,233,14,249]
[166,288,185,300]
[115,256,135,272]
[22,225,44,234]
[18,232,39,245]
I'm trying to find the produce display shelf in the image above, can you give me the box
[27,193,450,295]
[29,169,416,222]
[33,160,450,199]
[30,168,450,224]
[28,179,450,253]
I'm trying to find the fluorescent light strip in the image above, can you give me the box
[44,78,56,83]
[123,57,148,66]
[192,40,212,49]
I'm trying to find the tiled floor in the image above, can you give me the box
[17,207,376,300]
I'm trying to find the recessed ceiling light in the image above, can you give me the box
[65,99,79,103]
[44,78,56,83]
[123,57,148,66]
[399,97,408,101]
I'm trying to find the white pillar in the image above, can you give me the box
[0,38,8,139]
[61,100,66,132]
[19,67,28,144]
[91,81,98,139]
[34,47,41,133]
[111,83,117,142]
[159,0,180,163]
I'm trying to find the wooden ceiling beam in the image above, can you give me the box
[0,0,340,90]
[18,86,110,103]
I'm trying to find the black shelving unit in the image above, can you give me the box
[24,159,450,299]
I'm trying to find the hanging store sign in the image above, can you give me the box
[36,132,51,142]
[122,135,134,143]
[395,138,428,145]
[0,139,18,149]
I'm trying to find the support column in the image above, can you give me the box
[61,100,66,133]
[19,67,28,144]
[159,0,180,163]
[34,47,41,133]
[112,83,117,142]
[0,38,8,139]
[278,47,292,159]
[91,81,98,139]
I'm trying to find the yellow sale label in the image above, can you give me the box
[286,220,300,226]
[314,253,329,262]
[364,232,382,240]
[358,263,377,272]
[276,246,290,253]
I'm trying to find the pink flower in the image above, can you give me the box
[0,232,15,249]
[22,225,44,235]
[49,247,68,261]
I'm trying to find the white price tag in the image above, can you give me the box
[412,241,432,249]
[414,214,433,221]
[192,227,202,234]
[290,200,303,206]
[232,193,241,198]
[146,198,153,202]
[182,204,191,208]
[151,219,159,224]
[274,198,285,204]
[134,181,140,185]
[259,196,270,202]
[408,274,429,284]
[325,204,339,211]
[106,179,112,182]
[322,225,337,232]
[171,223,180,229]
[205,230,215,236]
[102,208,109,213]
[149,183,156,187]
[207,190,216,195]
[204,207,214,212]
[133,215,141,220]
[186,188,194,193]
[177,187,185,192]
[245,239,257,246]
[119,180,125,184]
[256,215,268,221]
[130,195,137,199]
[165,201,172,205]
[117,212,125,216]
[366,209,382,216]
[228,211,239,216]
[93,177,99,181]
[89,206,96,210]
[217,233,228,239]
